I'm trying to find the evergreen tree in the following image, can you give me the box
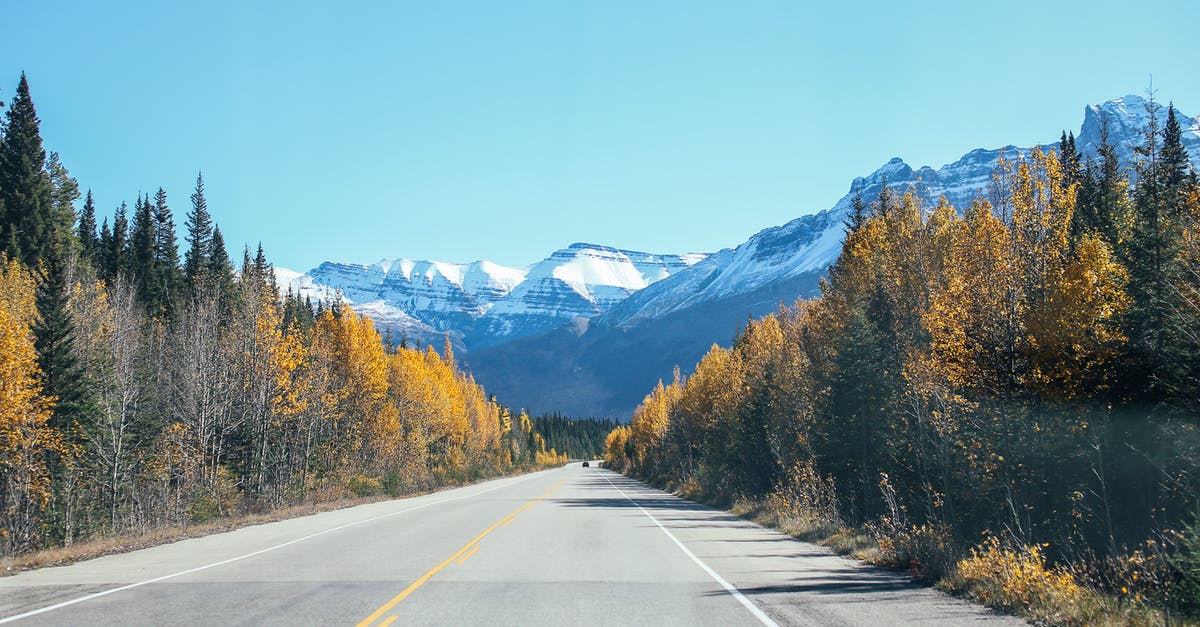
[32,248,88,431]
[874,175,895,218]
[1075,116,1127,251]
[0,73,56,266]
[128,195,156,305]
[184,172,213,287]
[1124,95,1186,404]
[77,190,99,265]
[45,152,79,255]
[151,187,183,315]
[845,184,868,233]
[105,202,129,281]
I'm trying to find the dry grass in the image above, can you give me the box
[0,466,547,576]
[0,496,387,576]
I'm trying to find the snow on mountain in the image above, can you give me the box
[275,243,706,350]
[602,95,1200,329]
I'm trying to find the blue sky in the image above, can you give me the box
[2,1,1196,270]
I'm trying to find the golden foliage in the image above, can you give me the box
[0,258,61,553]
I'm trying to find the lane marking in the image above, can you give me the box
[0,472,546,625]
[378,616,397,627]
[456,544,481,564]
[597,470,780,627]
[356,476,568,627]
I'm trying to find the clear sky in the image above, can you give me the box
[2,1,1196,271]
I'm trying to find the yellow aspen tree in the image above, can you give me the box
[0,258,61,554]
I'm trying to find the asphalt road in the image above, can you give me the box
[0,463,1025,626]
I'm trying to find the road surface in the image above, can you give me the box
[0,463,1024,625]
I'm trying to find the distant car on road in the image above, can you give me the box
[582,461,590,467]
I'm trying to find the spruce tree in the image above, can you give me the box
[208,224,238,307]
[1123,95,1186,404]
[45,152,79,253]
[151,187,183,317]
[0,73,56,266]
[184,172,213,287]
[128,195,156,305]
[107,201,129,281]
[77,190,99,265]
[32,247,88,431]
[845,185,868,233]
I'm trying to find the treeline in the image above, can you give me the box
[530,414,619,460]
[0,73,565,558]
[608,101,1200,616]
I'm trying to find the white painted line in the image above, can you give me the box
[598,470,780,627]
[0,471,546,624]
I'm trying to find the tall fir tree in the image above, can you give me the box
[45,152,79,254]
[151,187,183,317]
[845,185,868,233]
[208,224,238,308]
[184,172,213,287]
[77,190,99,265]
[128,195,156,306]
[0,73,56,266]
[1123,94,1187,404]
[105,201,129,281]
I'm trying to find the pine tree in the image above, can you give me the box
[127,195,156,306]
[184,173,213,288]
[106,202,129,281]
[32,247,87,431]
[205,224,238,314]
[77,190,98,265]
[1123,94,1186,404]
[845,184,868,233]
[45,152,79,256]
[0,73,56,266]
[151,187,183,315]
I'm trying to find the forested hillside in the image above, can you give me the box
[530,414,619,460]
[608,105,1200,621]
[0,73,566,559]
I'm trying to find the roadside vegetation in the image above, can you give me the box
[607,102,1200,625]
[0,72,566,562]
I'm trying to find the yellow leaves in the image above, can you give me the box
[1026,233,1130,398]
[952,535,1088,621]
[0,257,62,549]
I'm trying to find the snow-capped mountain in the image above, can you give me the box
[465,94,1200,417]
[276,244,706,350]
[600,95,1200,330]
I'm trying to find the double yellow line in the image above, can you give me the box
[356,478,567,627]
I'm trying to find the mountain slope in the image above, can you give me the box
[464,95,1200,417]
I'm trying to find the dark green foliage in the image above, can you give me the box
[32,250,88,430]
[845,185,868,233]
[1075,116,1126,249]
[1123,97,1189,406]
[184,172,213,287]
[128,195,156,297]
[77,190,99,265]
[0,73,58,266]
[151,187,184,315]
[281,286,316,332]
[100,202,129,281]
[530,414,619,460]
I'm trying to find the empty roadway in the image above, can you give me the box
[0,463,1025,626]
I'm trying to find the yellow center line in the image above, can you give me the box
[456,544,482,564]
[355,477,568,627]
[378,616,397,627]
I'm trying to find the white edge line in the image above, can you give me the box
[598,470,779,627]
[0,471,546,624]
